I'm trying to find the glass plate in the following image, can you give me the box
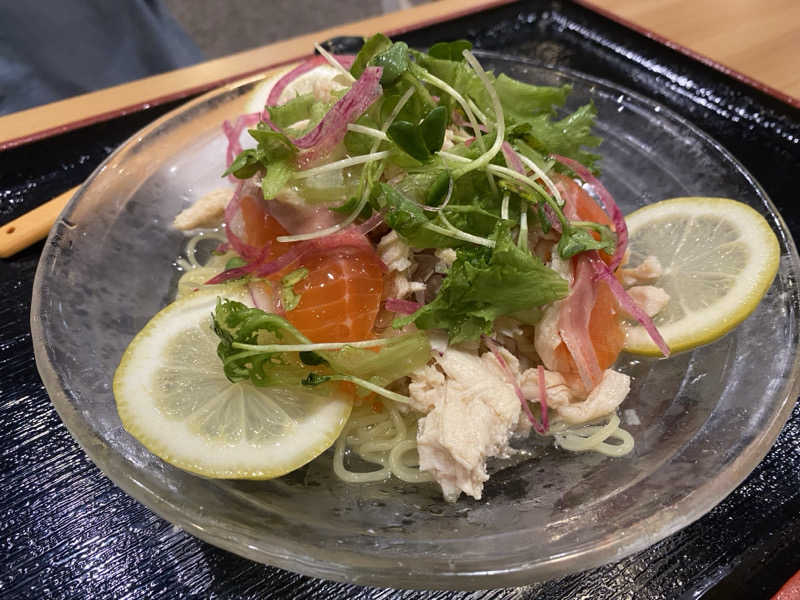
[30,54,800,589]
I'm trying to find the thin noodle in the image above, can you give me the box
[551,414,633,456]
[389,440,434,483]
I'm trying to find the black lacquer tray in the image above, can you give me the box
[2,1,799,597]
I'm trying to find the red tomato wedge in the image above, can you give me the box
[285,248,384,343]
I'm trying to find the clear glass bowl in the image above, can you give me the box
[30,55,800,589]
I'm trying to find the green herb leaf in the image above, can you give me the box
[267,93,332,132]
[225,256,247,270]
[427,40,473,62]
[212,299,310,385]
[426,170,452,206]
[375,183,454,248]
[280,267,309,312]
[261,160,292,199]
[379,91,421,125]
[493,74,570,120]
[371,42,410,85]
[211,298,429,393]
[387,121,431,163]
[557,223,617,258]
[350,33,392,79]
[344,114,383,156]
[522,103,601,170]
[419,105,448,153]
[330,195,373,218]
[247,125,296,162]
[222,148,261,179]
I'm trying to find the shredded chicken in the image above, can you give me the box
[534,302,562,372]
[434,248,457,272]
[493,316,538,369]
[519,368,573,410]
[378,230,413,273]
[407,363,445,414]
[555,369,630,424]
[172,189,231,230]
[625,285,670,318]
[620,255,663,287]
[413,346,524,501]
[384,274,426,300]
[377,231,425,300]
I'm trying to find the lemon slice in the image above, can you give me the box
[622,197,780,355]
[113,285,352,478]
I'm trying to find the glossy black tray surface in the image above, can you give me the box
[2,1,799,598]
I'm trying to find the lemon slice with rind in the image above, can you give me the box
[622,197,780,355]
[113,284,352,478]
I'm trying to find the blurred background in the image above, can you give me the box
[0,0,425,116]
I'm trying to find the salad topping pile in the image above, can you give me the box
[113,35,779,501]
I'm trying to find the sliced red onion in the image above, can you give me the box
[250,242,313,278]
[248,280,276,312]
[204,240,274,285]
[222,112,261,182]
[484,336,546,434]
[357,210,385,234]
[291,66,383,167]
[265,54,355,109]
[558,253,603,391]
[542,204,562,232]
[406,174,453,213]
[553,155,628,272]
[205,266,248,285]
[213,241,230,254]
[252,226,374,277]
[385,298,421,314]
[587,252,671,357]
[266,197,342,234]
[451,112,488,134]
[555,176,579,220]
[536,365,550,433]
[223,180,271,263]
[501,141,525,174]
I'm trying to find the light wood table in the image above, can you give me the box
[580,0,800,106]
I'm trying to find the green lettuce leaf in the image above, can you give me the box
[323,331,431,388]
[427,40,472,62]
[522,103,601,170]
[394,222,569,343]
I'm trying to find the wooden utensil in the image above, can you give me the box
[0,186,77,258]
